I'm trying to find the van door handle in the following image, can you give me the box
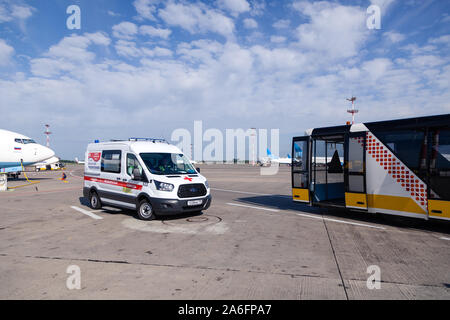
[432,210,442,214]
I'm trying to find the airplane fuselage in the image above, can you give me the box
[0,129,55,169]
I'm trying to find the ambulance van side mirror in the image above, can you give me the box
[196,167,200,173]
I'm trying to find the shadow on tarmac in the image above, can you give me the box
[78,196,205,221]
[235,195,450,235]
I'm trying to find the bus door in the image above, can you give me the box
[427,128,450,220]
[292,137,310,203]
[345,132,368,210]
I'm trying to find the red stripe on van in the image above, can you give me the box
[84,176,143,190]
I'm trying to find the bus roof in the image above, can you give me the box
[304,113,450,137]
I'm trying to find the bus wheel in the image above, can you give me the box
[137,199,155,221]
[89,191,102,210]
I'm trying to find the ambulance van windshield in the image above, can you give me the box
[140,153,196,175]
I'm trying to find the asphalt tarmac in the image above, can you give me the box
[0,164,449,299]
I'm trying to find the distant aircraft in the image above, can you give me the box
[261,148,292,166]
[292,144,343,166]
[34,156,64,171]
[0,129,55,176]
[75,157,85,165]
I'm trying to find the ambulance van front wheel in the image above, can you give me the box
[137,199,155,221]
[89,190,102,210]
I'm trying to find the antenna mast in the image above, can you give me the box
[44,124,52,147]
[346,97,358,124]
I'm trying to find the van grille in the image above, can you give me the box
[178,184,207,198]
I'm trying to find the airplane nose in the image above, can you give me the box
[41,146,55,160]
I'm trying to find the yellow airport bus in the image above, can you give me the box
[292,114,450,221]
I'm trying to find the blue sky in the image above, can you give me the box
[0,0,449,160]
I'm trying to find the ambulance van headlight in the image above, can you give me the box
[154,181,174,192]
[205,180,210,189]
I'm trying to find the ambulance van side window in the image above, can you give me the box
[127,153,143,176]
[101,150,121,174]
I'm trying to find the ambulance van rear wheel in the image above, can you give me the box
[137,199,155,221]
[89,190,102,210]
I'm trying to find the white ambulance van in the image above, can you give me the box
[83,138,211,220]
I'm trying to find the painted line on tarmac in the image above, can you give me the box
[226,202,386,230]
[295,212,386,230]
[212,188,290,197]
[69,170,83,179]
[0,186,81,197]
[227,202,280,212]
[440,237,450,241]
[70,206,103,220]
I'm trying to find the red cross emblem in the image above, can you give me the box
[184,177,193,182]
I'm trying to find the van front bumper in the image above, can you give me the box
[152,195,212,215]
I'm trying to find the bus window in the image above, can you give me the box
[293,140,308,188]
[429,129,450,200]
[373,129,425,172]
[348,137,364,173]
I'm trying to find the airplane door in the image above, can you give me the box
[292,137,310,203]
[345,132,368,210]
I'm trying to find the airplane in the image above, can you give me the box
[34,156,64,171]
[0,129,55,178]
[260,148,292,166]
[75,157,85,165]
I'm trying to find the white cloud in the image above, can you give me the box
[107,10,121,17]
[159,2,235,38]
[218,0,250,17]
[140,25,172,39]
[429,34,450,45]
[112,21,139,39]
[243,18,258,29]
[115,40,142,58]
[384,31,405,43]
[249,0,266,16]
[1,0,450,160]
[133,0,160,21]
[30,32,110,77]
[270,36,286,43]
[115,39,173,59]
[369,0,396,14]
[0,4,10,23]
[362,58,392,81]
[10,4,33,20]
[0,39,14,66]
[409,55,446,68]
[0,2,35,23]
[293,1,367,59]
[272,19,290,29]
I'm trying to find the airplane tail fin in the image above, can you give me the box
[287,154,291,159]
[267,148,273,158]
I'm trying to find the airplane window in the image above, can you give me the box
[14,138,23,144]
[23,139,36,144]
